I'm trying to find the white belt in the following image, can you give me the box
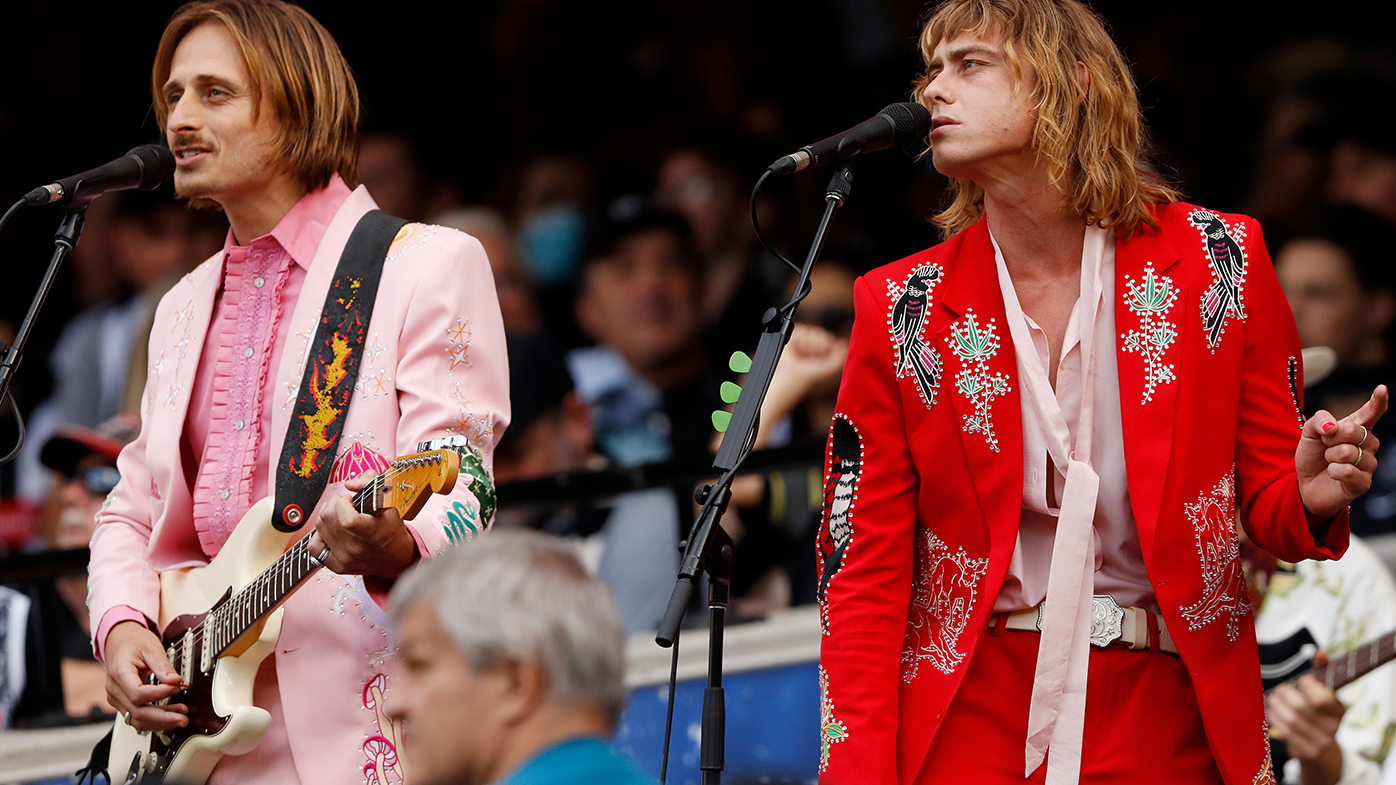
[997,595,1178,655]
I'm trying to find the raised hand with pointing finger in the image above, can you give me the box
[1296,385,1390,524]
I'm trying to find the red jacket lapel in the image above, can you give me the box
[936,221,1023,557]
[1114,223,1184,564]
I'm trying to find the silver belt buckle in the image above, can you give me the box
[1090,595,1125,648]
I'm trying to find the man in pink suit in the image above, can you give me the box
[87,2,509,783]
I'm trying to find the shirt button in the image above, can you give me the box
[254,276,266,289]
[234,419,245,431]
[219,489,231,500]
[244,347,254,359]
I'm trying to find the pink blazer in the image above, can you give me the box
[88,185,510,784]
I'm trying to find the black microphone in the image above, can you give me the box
[769,102,932,176]
[24,144,177,206]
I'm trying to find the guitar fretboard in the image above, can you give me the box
[1311,632,1396,692]
[162,475,390,676]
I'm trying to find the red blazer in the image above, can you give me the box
[815,203,1348,785]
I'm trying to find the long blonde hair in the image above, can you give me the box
[152,0,360,193]
[914,0,1178,238]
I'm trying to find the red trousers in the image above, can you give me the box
[916,628,1225,784]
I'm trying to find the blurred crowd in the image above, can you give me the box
[0,4,1395,784]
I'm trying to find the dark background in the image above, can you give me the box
[1,0,1395,409]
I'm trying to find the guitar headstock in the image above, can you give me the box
[356,449,460,520]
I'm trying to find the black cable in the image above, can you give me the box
[659,624,680,784]
[0,386,23,466]
[0,198,23,238]
[751,170,801,275]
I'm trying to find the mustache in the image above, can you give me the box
[170,133,209,150]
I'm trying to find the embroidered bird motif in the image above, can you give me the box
[1189,210,1247,349]
[817,418,862,606]
[890,264,945,404]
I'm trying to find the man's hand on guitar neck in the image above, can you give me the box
[1267,651,1346,785]
[308,471,420,579]
[105,620,188,732]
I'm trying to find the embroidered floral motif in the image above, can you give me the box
[903,530,989,680]
[946,310,1010,452]
[330,442,390,485]
[362,674,406,785]
[440,441,496,545]
[818,666,848,773]
[1121,264,1179,404]
[1288,356,1305,429]
[1188,209,1249,352]
[886,264,945,408]
[817,416,863,635]
[1180,469,1249,641]
[164,300,196,409]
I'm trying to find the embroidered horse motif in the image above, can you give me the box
[902,530,989,679]
[1179,470,1249,641]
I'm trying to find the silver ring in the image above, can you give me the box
[308,544,332,568]
[1359,425,1370,447]
[123,711,132,724]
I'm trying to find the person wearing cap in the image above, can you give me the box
[9,415,139,725]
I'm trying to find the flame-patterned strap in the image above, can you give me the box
[273,210,407,532]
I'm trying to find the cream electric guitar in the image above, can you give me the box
[108,448,460,785]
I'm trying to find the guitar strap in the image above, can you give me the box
[272,210,407,532]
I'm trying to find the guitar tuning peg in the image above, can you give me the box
[729,351,752,374]
[712,410,732,433]
[720,381,742,404]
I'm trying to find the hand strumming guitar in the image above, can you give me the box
[104,620,189,732]
[308,471,419,579]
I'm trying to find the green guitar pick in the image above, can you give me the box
[712,410,732,433]
[729,351,752,374]
[720,381,742,404]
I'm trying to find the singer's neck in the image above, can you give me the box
[981,170,1087,281]
[222,174,308,245]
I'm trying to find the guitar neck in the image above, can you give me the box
[1288,631,1396,693]
[204,478,391,659]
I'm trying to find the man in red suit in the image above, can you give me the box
[815,1,1388,784]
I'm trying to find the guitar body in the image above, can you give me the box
[104,447,459,784]
[108,497,296,784]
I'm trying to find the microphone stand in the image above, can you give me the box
[655,165,854,785]
[0,203,88,463]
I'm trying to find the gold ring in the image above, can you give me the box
[1359,425,1370,446]
[1354,447,1364,466]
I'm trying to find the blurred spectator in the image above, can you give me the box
[435,207,544,336]
[357,130,459,222]
[16,192,222,504]
[513,153,594,288]
[386,530,657,785]
[496,335,677,634]
[11,414,137,726]
[654,142,788,355]
[1247,531,1396,785]
[1275,209,1396,536]
[569,209,720,467]
[1313,71,1396,228]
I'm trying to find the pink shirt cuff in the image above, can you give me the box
[94,606,158,664]
[362,523,430,609]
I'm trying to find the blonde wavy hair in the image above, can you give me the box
[152,0,359,193]
[914,0,1178,238]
